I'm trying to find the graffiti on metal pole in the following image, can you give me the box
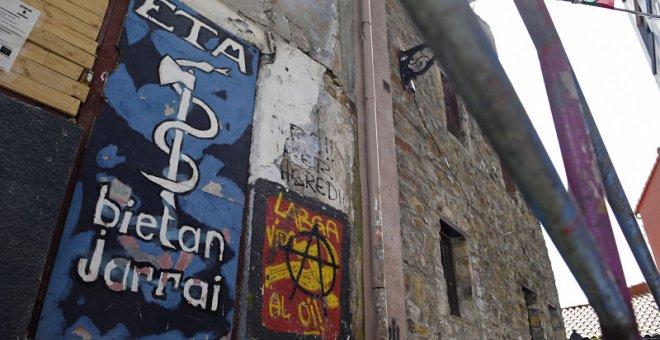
[246,179,351,339]
[37,0,258,338]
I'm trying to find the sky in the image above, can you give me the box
[473,0,660,307]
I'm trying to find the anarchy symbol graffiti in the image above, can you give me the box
[284,224,339,300]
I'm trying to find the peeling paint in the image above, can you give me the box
[72,326,92,340]
[559,71,579,100]
[202,181,224,198]
[109,178,131,206]
[164,103,176,116]
[248,40,354,213]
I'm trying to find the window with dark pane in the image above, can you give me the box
[523,287,545,340]
[440,220,465,317]
[441,73,463,139]
[501,161,516,193]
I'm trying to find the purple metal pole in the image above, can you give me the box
[513,0,637,337]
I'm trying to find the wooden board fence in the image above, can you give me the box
[0,0,109,116]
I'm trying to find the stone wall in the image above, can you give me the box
[385,0,564,339]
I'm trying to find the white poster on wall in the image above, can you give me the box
[0,0,40,72]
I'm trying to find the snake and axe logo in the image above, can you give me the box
[140,55,229,207]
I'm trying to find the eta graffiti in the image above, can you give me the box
[79,183,226,311]
[37,0,259,337]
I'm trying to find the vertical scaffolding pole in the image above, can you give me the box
[512,2,637,336]
[398,0,635,338]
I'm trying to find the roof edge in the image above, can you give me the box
[635,148,660,214]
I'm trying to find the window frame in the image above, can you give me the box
[439,220,468,317]
[441,73,463,140]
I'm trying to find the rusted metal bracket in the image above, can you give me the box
[399,43,436,92]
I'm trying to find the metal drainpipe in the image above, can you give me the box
[512,1,638,336]
[358,0,389,338]
[576,82,660,309]
[397,0,635,338]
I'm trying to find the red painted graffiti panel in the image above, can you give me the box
[262,192,343,339]
[246,179,351,339]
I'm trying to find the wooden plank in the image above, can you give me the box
[28,26,95,68]
[20,42,84,79]
[38,19,98,55]
[43,49,85,79]
[11,57,89,101]
[43,0,103,30]
[67,0,108,18]
[0,71,80,116]
[18,42,49,64]
[23,0,100,40]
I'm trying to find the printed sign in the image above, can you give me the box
[0,0,40,71]
[37,0,258,338]
[247,179,351,340]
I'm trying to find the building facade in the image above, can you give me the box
[636,148,660,269]
[624,0,660,87]
[0,0,563,338]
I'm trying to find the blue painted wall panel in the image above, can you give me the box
[37,0,259,338]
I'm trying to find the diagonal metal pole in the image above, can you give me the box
[398,0,635,338]
[575,82,660,309]
[512,1,638,337]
